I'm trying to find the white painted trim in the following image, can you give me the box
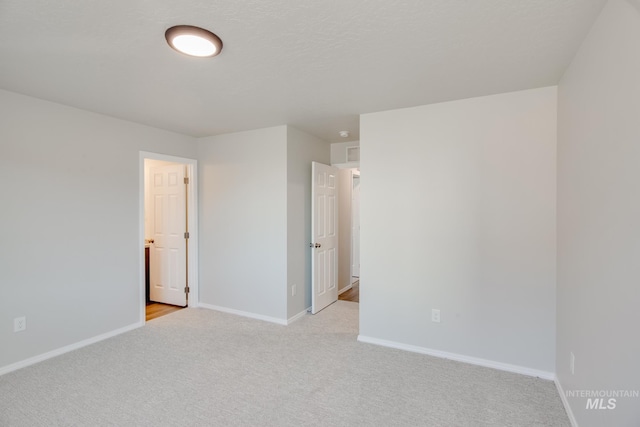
[287,307,310,324]
[139,151,199,326]
[339,283,353,295]
[0,322,142,376]
[199,303,288,326]
[555,376,579,427]
[357,335,555,380]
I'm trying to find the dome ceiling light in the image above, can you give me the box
[165,25,223,58]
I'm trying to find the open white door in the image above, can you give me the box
[311,162,338,314]
[149,164,188,307]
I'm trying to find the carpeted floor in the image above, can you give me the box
[0,301,569,426]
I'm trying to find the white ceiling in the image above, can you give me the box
[0,0,606,143]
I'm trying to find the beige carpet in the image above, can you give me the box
[0,301,569,426]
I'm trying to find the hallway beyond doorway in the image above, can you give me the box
[339,280,359,303]
[146,303,184,321]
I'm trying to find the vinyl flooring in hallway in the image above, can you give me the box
[338,279,359,303]
[146,302,184,321]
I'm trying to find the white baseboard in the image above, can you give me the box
[338,284,353,295]
[287,307,310,324]
[0,321,143,377]
[555,376,579,427]
[198,303,288,325]
[357,335,555,380]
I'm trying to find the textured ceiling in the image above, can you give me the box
[0,0,607,143]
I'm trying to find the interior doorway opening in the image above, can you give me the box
[350,170,360,282]
[140,152,199,323]
[337,167,360,303]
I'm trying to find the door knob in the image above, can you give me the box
[309,243,322,248]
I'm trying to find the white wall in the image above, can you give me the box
[331,140,359,165]
[197,127,288,321]
[360,87,557,374]
[557,1,640,425]
[0,89,196,370]
[286,127,330,319]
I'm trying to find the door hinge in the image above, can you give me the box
[184,231,190,239]
[184,177,189,184]
[184,286,190,294]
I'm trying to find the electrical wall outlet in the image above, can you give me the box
[570,352,575,375]
[291,284,297,297]
[14,316,26,332]
[431,309,441,323]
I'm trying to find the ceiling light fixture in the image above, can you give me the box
[165,25,223,58]
[339,131,350,138]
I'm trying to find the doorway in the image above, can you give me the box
[350,170,360,282]
[337,167,360,303]
[340,169,360,302]
[140,152,199,323]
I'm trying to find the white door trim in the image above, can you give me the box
[139,151,199,324]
